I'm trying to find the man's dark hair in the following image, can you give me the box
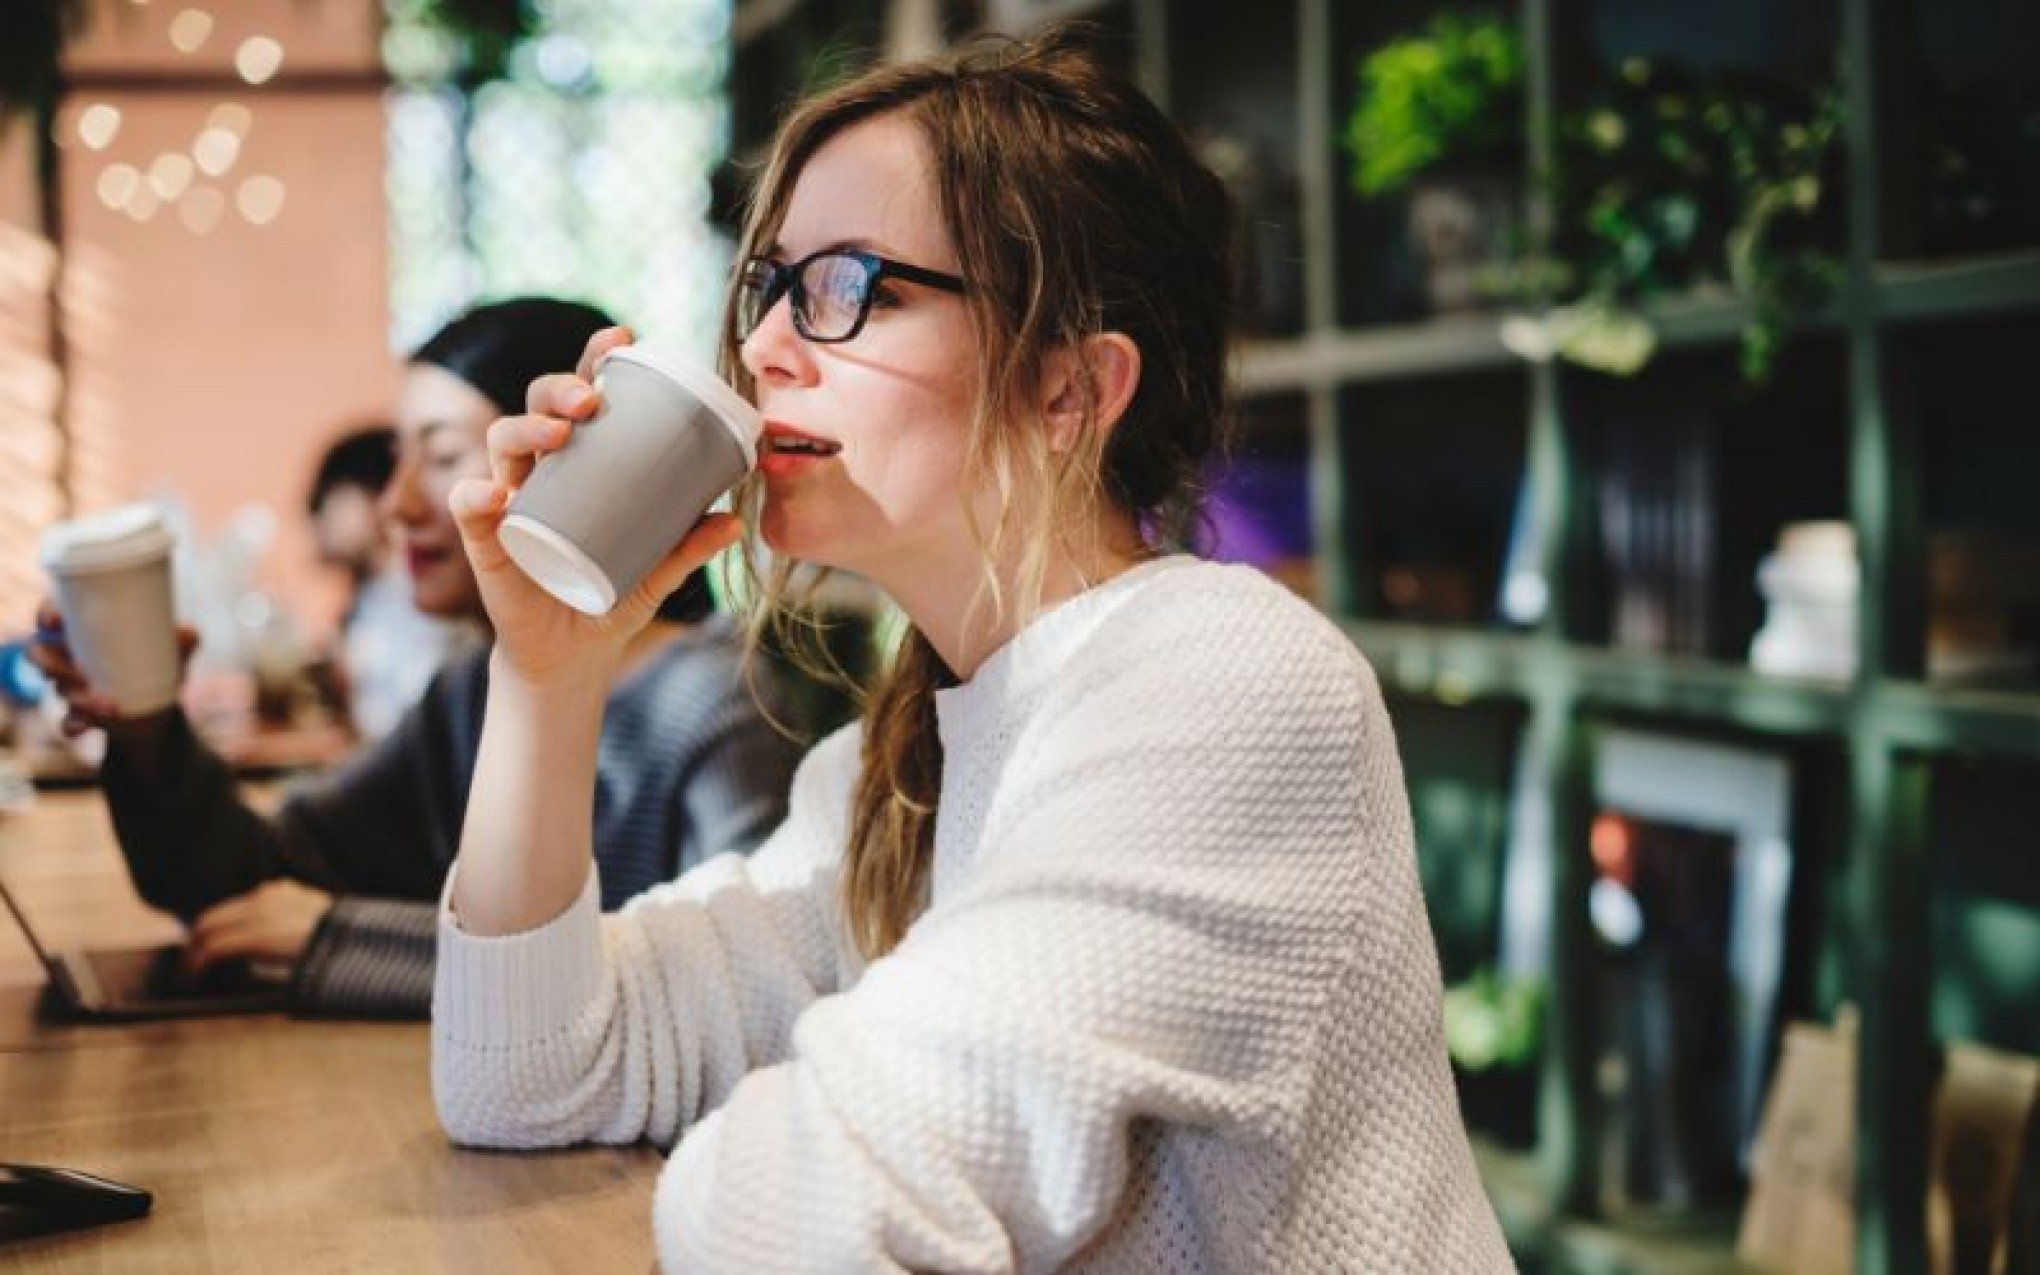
[308,425,398,515]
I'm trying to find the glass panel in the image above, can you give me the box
[385,0,734,358]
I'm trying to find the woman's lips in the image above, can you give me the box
[759,422,841,479]
[406,544,453,576]
[758,449,836,479]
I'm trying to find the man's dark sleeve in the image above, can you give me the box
[99,662,478,1018]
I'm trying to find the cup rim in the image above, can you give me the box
[40,503,176,576]
[601,342,761,468]
[498,512,620,616]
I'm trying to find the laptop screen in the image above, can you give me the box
[0,870,62,981]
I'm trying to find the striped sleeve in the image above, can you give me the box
[291,896,438,1018]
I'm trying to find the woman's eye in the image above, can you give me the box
[870,286,902,310]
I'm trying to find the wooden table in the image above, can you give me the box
[0,792,662,1272]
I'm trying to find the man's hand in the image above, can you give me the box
[185,879,335,972]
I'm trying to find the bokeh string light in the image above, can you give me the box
[76,11,286,238]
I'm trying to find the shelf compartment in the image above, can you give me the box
[1908,312,2040,694]
[1167,0,1306,337]
[1900,0,2040,261]
[1568,337,1852,667]
[1924,756,2040,1058]
[1337,367,1528,628]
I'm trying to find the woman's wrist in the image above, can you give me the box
[486,646,619,704]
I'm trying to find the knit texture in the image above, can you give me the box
[434,557,1514,1272]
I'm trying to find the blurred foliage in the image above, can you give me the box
[385,0,731,356]
[1546,59,1844,381]
[1443,968,1545,1072]
[401,0,539,88]
[1345,13,1523,198]
[1346,19,1845,382]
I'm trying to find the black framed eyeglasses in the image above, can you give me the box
[736,248,966,345]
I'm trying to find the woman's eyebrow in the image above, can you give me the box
[764,236,895,259]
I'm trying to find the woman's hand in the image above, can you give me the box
[184,879,333,972]
[27,603,199,737]
[446,325,743,690]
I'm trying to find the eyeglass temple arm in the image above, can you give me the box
[880,259,966,294]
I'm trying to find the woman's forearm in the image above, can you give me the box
[449,652,612,935]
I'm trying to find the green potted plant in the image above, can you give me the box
[1443,968,1543,1149]
[1537,59,1843,380]
[1343,12,1525,317]
[1345,20,1844,381]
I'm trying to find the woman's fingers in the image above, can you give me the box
[574,325,634,382]
[524,372,602,421]
[631,514,744,610]
[447,478,516,573]
[484,412,577,491]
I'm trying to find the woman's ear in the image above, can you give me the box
[1041,332,1142,454]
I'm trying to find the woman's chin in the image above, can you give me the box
[759,514,829,567]
[409,574,477,620]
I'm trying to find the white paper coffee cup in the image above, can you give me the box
[499,340,761,615]
[40,503,183,716]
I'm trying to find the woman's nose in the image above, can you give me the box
[739,289,814,387]
[380,454,422,524]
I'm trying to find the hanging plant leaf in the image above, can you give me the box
[1344,13,1525,197]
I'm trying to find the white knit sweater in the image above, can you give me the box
[433,556,1514,1273]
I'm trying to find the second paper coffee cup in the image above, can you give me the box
[498,341,761,615]
[40,503,183,716]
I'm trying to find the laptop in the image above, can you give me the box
[0,872,288,1021]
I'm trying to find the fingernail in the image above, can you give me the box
[564,385,593,412]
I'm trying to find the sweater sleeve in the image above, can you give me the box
[99,708,288,921]
[98,666,464,922]
[431,723,862,1148]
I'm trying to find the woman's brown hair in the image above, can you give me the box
[720,24,1235,959]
